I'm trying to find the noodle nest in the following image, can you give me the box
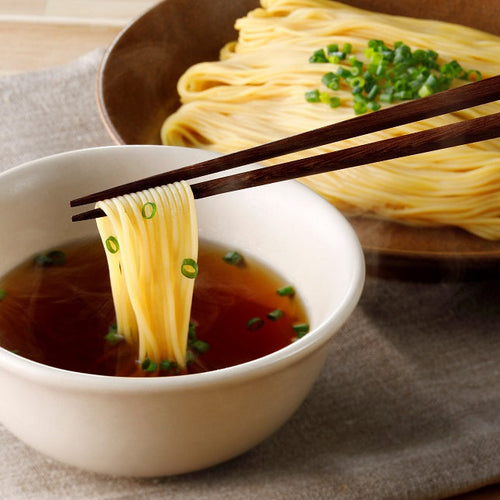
[161,0,500,240]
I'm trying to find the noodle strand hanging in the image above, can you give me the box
[96,181,198,368]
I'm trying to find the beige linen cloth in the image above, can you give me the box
[0,49,499,500]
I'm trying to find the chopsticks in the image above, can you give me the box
[71,75,500,222]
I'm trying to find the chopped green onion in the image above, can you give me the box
[349,64,362,76]
[424,73,438,89]
[466,69,482,82]
[191,339,210,353]
[247,317,264,331]
[348,55,359,66]
[379,91,394,103]
[328,51,345,63]
[306,39,481,114]
[412,49,427,62]
[188,321,197,341]
[141,358,158,373]
[185,350,196,364]
[367,101,381,111]
[181,258,198,279]
[326,43,339,54]
[336,66,352,79]
[267,309,284,321]
[394,90,413,100]
[141,201,157,219]
[292,323,310,337]
[186,321,211,355]
[105,236,120,254]
[418,84,433,98]
[319,91,331,104]
[0,289,6,301]
[321,72,339,90]
[348,76,365,88]
[353,100,367,115]
[104,324,124,345]
[329,96,341,108]
[160,360,180,373]
[309,48,328,63]
[366,84,380,100]
[223,250,244,265]
[305,89,320,102]
[427,49,438,61]
[277,285,295,297]
[35,250,66,267]
[342,42,352,54]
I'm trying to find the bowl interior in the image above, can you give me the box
[0,146,364,375]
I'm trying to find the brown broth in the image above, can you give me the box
[0,239,308,376]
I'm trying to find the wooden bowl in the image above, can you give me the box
[97,0,500,280]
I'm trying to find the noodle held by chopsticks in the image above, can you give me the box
[96,181,198,368]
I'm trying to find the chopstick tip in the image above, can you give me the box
[71,207,106,222]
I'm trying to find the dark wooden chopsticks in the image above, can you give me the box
[71,75,500,222]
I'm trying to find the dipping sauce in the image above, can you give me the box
[0,239,308,376]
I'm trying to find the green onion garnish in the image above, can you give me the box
[247,317,264,331]
[160,360,179,373]
[188,321,197,341]
[342,42,353,54]
[277,285,295,297]
[309,48,328,63]
[105,236,120,254]
[466,69,482,82]
[141,201,157,219]
[267,309,284,321]
[321,72,340,90]
[307,39,481,114]
[305,89,321,102]
[181,258,198,278]
[191,339,210,354]
[223,250,244,265]
[292,323,310,337]
[185,350,196,364]
[0,289,6,302]
[141,358,158,373]
[34,250,66,267]
[186,321,210,356]
[104,324,123,345]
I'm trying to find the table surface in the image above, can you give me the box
[0,1,499,498]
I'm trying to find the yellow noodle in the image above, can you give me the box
[96,181,198,367]
[161,0,500,239]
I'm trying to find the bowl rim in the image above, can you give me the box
[0,145,365,393]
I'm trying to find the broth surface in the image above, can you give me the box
[0,239,308,376]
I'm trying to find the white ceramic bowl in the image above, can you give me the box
[0,146,364,477]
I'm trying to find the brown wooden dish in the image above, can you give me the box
[97,0,500,281]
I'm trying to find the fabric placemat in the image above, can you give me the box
[0,49,499,500]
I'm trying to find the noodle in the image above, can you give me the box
[96,181,198,367]
[160,0,500,239]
